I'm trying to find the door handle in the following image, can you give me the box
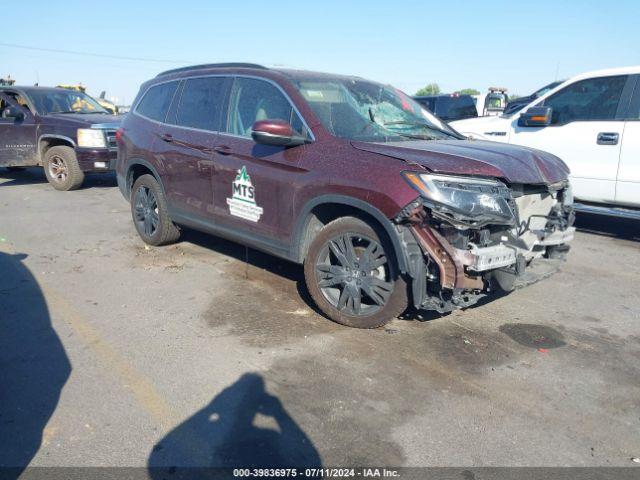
[213,145,232,155]
[161,133,173,143]
[597,132,619,145]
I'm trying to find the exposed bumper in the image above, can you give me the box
[75,148,117,172]
[398,186,574,314]
[456,244,517,272]
[405,221,574,314]
[454,226,575,272]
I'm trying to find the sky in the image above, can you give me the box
[2,0,639,105]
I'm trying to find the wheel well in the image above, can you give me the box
[298,203,398,265]
[39,138,74,164]
[127,163,157,193]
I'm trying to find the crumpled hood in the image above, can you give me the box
[46,112,121,127]
[351,139,570,185]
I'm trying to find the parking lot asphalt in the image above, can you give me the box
[1,168,639,469]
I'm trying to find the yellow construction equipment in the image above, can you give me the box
[56,84,119,114]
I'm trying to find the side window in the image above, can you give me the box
[543,75,627,124]
[136,81,179,122]
[175,77,227,131]
[630,77,640,119]
[15,95,31,113]
[4,92,30,113]
[0,95,18,118]
[225,77,307,138]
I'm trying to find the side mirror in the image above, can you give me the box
[518,106,552,127]
[3,106,25,121]
[251,119,307,147]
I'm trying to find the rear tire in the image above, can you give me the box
[131,174,180,246]
[304,216,408,328]
[43,146,84,191]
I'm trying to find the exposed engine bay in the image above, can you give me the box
[395,176,575,313]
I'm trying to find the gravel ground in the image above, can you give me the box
[1,168,639,470]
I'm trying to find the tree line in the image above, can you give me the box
[415,83,520,100]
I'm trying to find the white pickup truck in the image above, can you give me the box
[451,66,640,219]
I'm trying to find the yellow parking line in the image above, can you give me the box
[44,287,176,427]
[0,241,175,428]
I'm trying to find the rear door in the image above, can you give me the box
[157,76,229,219]
[511,74,631,203]
[0,93,38,166]
[616,75,640,207]
[212,76,311,244]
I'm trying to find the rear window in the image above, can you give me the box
[136,81,179,122]
[415,98,436,112]
[175,77,226,131]
[434,96,477,120]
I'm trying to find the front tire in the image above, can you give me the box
[304,216,408,328]
[43,146,84,191]
[131,174,180,246]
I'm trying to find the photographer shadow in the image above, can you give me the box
[0,252,71,479]
[148,373,321,475]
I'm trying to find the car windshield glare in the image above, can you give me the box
[28,90,108,115]
[294,78,457,142]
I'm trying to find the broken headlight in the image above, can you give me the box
[402,172,515,226]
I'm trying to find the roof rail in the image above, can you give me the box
[157,63,268,77]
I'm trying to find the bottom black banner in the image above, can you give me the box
[0,467,639,480]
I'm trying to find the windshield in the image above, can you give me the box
[27,90,108,115]
[533,80,563,98]
[294,78,461,142]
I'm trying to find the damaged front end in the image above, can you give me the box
[395,173,575,313]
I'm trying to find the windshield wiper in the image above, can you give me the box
[391,131,437,141]
[354,118,433,142]
[383,121,462,139]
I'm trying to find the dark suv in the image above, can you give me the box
[0,86,120,190]
[413,94,478,121]
[117,64,575,328]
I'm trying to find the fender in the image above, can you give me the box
[119,158,165,200]
[292,194,408,273]
[37,134,76,159]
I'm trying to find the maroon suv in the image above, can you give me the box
[116,63,575,328]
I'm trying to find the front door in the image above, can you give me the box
[616,77,640,207]
[0,94,38,166]
[156,76,228,219]
[212,77,311,245]
[511,74,631,203]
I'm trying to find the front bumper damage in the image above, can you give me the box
[395,185,575,313]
